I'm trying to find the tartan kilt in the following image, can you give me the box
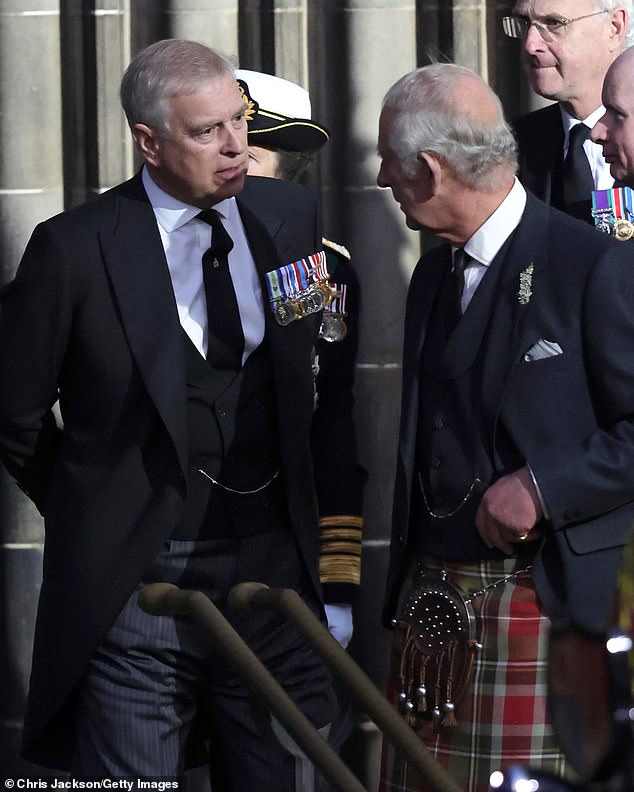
[380,556,567,792]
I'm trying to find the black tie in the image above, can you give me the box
[446,248,468,337]
[197,209,244,369]
[561,123,594,222]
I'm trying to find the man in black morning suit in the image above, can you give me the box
[0,40,335,787]
[377,63,634,791]
[506,0,631,221]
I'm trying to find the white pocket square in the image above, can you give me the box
[523,339,563,362]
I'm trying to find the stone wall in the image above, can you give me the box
[0,0,535,784]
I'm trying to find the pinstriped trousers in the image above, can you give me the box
[70,528,336,789]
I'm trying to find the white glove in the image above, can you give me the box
[325,603,353,649]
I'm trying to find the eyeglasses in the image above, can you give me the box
[502,9,609,42]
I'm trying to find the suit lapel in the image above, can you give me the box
[517,104,564,206]
[481,193,550,438]
[399,249,447,483]
[540,106,565,206]
[99,175,188,476]
[236,198,318,428]
[405,248,448,376]
[237,196,315,355]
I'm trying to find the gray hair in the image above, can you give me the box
[592,1,634,46]
[382,63,518,192]
[120,39,236,134]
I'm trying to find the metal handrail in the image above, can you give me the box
[228,582,463,792]
[138,582,366,792]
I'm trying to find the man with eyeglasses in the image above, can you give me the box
[504,1,632,223]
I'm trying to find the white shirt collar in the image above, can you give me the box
[462,177,527,267]
[559,104,605,142]
[141,167,237,232]
[139,167,263,362]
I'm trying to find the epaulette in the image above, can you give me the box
[322,237,351,260]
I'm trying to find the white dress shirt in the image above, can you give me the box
[142,168,265,363]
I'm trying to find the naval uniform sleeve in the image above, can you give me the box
[312,240,367,604]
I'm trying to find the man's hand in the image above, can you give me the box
[475,466,544,554]
[325,603,353,649]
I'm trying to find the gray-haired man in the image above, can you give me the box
[507,1,631,221]
[378,61,634,790]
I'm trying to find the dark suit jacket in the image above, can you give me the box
[383,192,634,633]
[0,173,324,769]
[514,103,564,206]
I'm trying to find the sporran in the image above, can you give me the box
[394,561,532,732]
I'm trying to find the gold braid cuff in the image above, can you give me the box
[319,516,363,585]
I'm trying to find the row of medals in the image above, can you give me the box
[273,280,348,342]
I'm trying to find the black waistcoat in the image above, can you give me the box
[414,248,520,561]
[171,333,285,540]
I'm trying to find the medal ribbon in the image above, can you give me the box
[624,186,634,220]
[592,188,610,215]
[265,250,330,308]
[326,283,348,315]
[592,187,634,222]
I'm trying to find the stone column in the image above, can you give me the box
[0,1,64,278]
[0,0,63,774]
[317,0,419,678]
[272,0,308,85]
[453,0,489,76]
[309,2,419,787]
[238,0,275,73]
[132,0,239,61]
[61,0,133,207]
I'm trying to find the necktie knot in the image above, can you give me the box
[452,248,468,300]
[568,122,589,152]
[445,248,469,338]
[197,209,234,261]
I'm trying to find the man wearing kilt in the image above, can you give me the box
[377,62,634,791]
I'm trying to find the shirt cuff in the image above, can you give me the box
[527,464,549,520]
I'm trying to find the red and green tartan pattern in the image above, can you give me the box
[380,557,567,792]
